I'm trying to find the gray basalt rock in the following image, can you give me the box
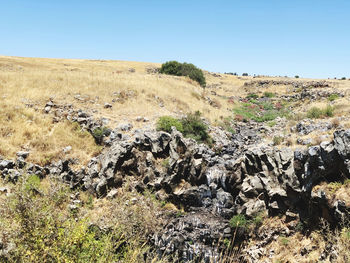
[0,160,15,170]
[6,103,350,262]
[16,151,29,159]
[333,129,350,160]
[235,146,301,216]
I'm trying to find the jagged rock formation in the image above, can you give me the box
[244,79,332,89]
[243,79,345,102]
[1,123,350,262]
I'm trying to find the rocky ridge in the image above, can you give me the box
[1,110,350,261]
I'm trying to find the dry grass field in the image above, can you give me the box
[1,55,350,165]
[0,55,241,165]
[1,55,350,262]
[0,55,242,121]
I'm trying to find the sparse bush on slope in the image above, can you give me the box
[159,61,206,87]
[181,111,211,144]
[328,94,339,101]
[307,105,334,119]
[92,126,110,144]
[0,176,118,262]
[156,116,184,133]
[157,111,211,145]
[0,176,162,263]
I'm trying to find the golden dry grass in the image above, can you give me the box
[0,56,235,164]
[313,180,350,206]
[253,215,350,263]
[0,102,101,165]
[1,55,350,165]
[0,55,250,165]
[0,55,239,123]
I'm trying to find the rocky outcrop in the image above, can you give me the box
[291,120,335,135]
[243,79,344,102]
[280,89,344,102]
[2,124,350,262]
[244,79,332,89]
[235,147,300,217]
[74,128,350,261]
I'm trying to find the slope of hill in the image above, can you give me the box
[1,56,350,263]
[0,56,237,164]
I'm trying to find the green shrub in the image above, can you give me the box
[25,174,41,191]
[256,111,279,122]
[263,92,275,98]
[157,112,211,145]
[159,61,206,87]
[273,136,284,146]
[229,214,249,229]
[159,60,182,75]
[246,93,259,99]
[279,235,289,246]
[223,238,231,248]
[307,106,334,119]
[295,75,300,78]
[328,94,339,102]
[1,177,120,262]
[261,101,274,110]
[251,213,264,228]
[0,175,158,263]
[249,98,259,104]
[229,212,265,231]
[181,111,211,144]
[307,107,322,119]
[323,105,334,117]
[92,127,109,144]
[156,116,183,133]
[267,121,277,127]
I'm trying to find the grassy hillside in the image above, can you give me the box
[1,55,350,164]
[1,56,350,262]
[0,56,239,164]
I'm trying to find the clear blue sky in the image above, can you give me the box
[1,0,349,78]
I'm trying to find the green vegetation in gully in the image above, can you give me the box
[233,95,290,122]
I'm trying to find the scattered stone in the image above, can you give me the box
[63,146,72,153]
[44,106,51,113]
[104,103,112,109]
[117,123,133,131]
[106,189,118,199]
[68,204,78,211]
[0,187,8,194]
[16,151,29,159]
